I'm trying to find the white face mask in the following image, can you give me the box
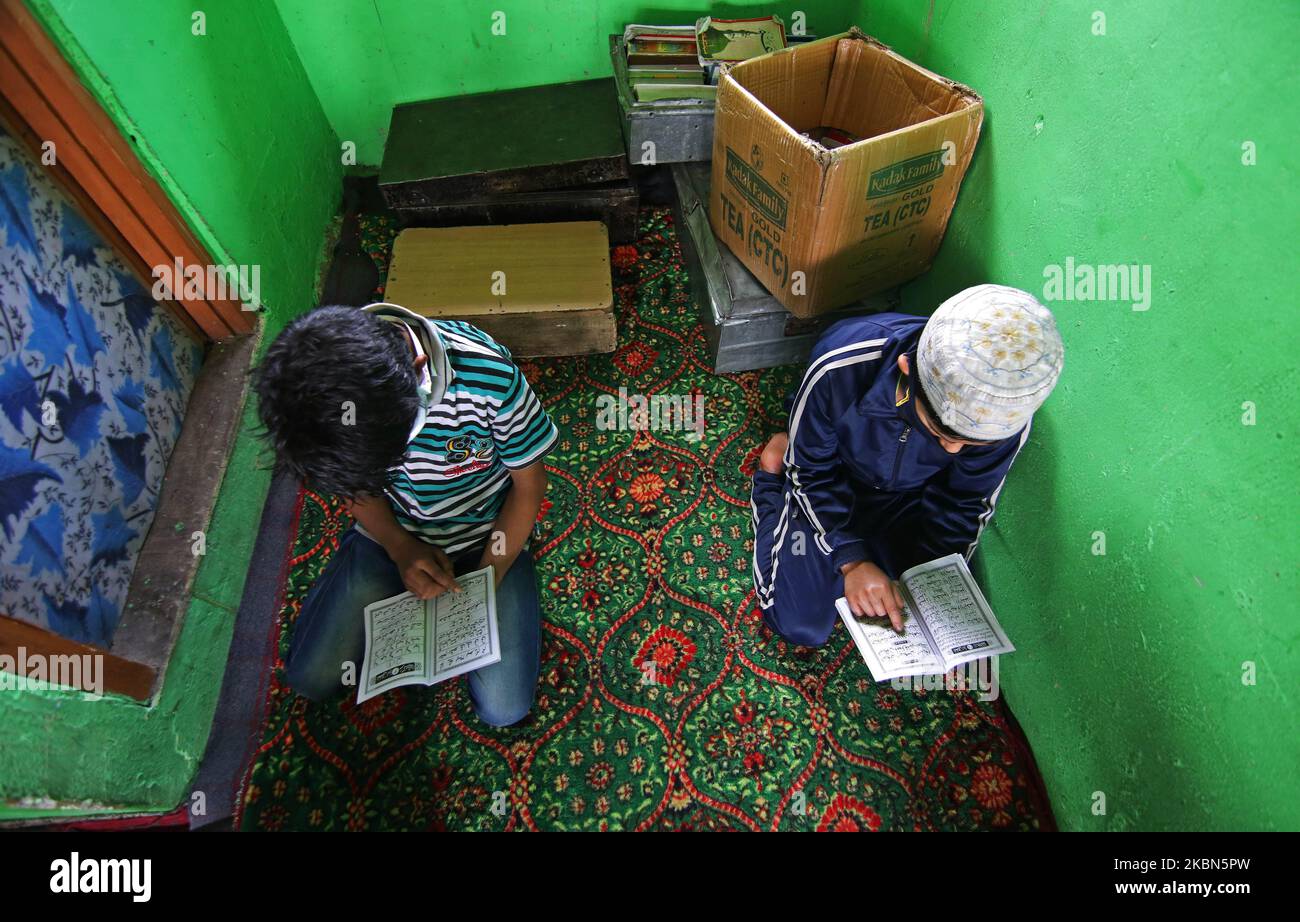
[407,327,434,405]
[362,302,438,442]
[402,324,433,439]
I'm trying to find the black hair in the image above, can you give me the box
[253,305,419,497]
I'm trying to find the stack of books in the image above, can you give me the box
[695,15,788,72]
[622,16,790,104]
[623,24,712,103]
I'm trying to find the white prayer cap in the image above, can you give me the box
[917,284,1064,441]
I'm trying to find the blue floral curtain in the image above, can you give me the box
[0,125,204,647]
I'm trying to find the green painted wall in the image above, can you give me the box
[864,0,1298,830]
[0,0,341,818]
[274,0,861,167]
[6,0,1294,830]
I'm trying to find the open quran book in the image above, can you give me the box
[357,565,500,704]
[836,554,1014,682]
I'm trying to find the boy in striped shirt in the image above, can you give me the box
[254,302,556,726]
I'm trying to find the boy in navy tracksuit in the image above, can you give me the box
[751,285,1064,646]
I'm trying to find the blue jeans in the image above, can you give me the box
[283,528,542,727]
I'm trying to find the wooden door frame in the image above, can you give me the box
[0,0,255,340]
[0,0,259,702]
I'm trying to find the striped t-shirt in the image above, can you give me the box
[364,306,557,555]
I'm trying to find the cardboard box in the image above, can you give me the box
[708,28,983,317]
[672,161,897,373]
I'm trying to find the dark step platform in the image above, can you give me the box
[391,178,639,244]
[380,78,629,205]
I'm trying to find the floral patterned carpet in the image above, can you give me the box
[235,207,1053,831]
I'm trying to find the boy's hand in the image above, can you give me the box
[841,560,905,633]
[390,538,460,600]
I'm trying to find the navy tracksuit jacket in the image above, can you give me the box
[751,312,1031,646]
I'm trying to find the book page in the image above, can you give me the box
[358,592,433,704]
[430,565,502,684]
[900,554,1015,671]
[836,596,943,681]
